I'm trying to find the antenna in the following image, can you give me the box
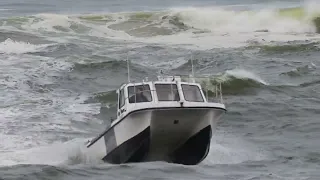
[191,54,195,77]
[190,54,195,83]
[127,53,130,83]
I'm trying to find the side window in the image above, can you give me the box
[119,89,125,108]
[128,85,152,103]
[181,84,204,102]
[155,84,180,101]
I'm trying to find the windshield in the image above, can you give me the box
[128,85,152,103]
[181,84,204,102]
[155,84,180,101]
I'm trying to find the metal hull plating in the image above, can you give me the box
[94,107,225,165]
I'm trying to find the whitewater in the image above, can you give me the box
[1,1,320,50]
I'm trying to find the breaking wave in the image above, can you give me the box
[1,4,320,50]
[199,69,268,95]
[0,38,49,54]
[1,4,320,38]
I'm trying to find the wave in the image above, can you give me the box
[89,73,266,102]
[1,5,320,50]
[300,79,320,87]
[73,60,125,72]
[86,90,118,104]
[280,63,317,77]
[248,41,320,54]
[278,6,319,19]
[1,5,320,37]
[72,59,157,75]
[0,38,49,54]
[277,5,320,32]
[198,69,268,95]
[85,68,268,105]
[78,6,320,36]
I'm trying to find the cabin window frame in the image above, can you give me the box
[154,83,180,101]
[181,84,205,102]
[127,84,153,104]
[119,88,125,109]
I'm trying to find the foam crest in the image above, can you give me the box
[1,5,320,50]
[174,6,314,33]
[26,13,72,32]
[196,68,268,95]
[139,4,320,49]
[0,38,47,54]
[225,69,268,85]
[22,13,130,38]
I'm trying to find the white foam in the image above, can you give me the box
[0,131,270,167]
[304,0,320,17]
[86,13,132,39]
[0,38,48,54]
[173,7,315,33]
[3,5,320,50]
[203,131,271,165]
[24,13,72,32]
[129,5,320,50]
[63,102,101,123]
[0,138,105,167]
[22,13,131,39]
[87,24,131,39]
[225,68,269,85]
[134,29,320,51]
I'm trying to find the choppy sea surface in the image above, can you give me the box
[0,0,320,179]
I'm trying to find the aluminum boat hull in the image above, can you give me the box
[90,107,225,165]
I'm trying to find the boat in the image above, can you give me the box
[86,62,226,165]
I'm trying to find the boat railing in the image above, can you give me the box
[199,82,223,104]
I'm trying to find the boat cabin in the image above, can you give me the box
[116,76,207,118]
